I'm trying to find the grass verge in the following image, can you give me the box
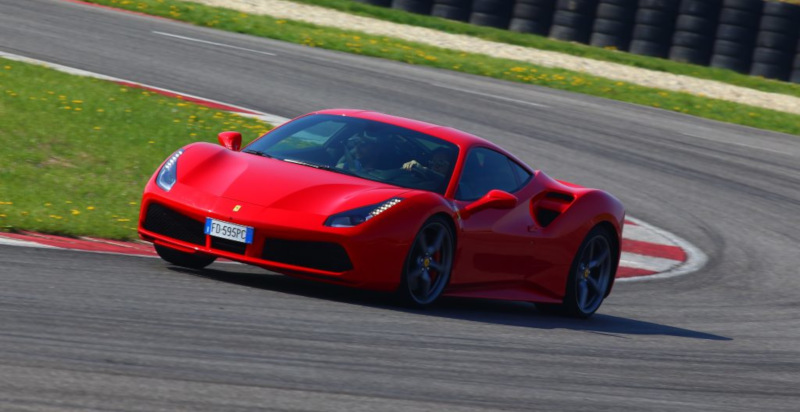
[0,58,271,239]
[277,0,800,99]
[84,0,800,136]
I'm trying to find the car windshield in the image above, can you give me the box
[245,114,459,195]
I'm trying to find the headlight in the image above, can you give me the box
[156,149,184,192]
[325,198,403,227]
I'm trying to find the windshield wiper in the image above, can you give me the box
[282,158,332,169]
[243,149,273,158]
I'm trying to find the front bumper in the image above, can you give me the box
[138,186,413,292]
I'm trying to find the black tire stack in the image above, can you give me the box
[629,0,679,58]
[549,0,599,43]
[391,0,433,14]
[469,0,514,28]
[590,0,637,50]
[710,0,762,73]
[750,1,800,81]
[353,0,393,6]
[431,0,472,21]
[792,39,800,83]
[509,0,557,35]
[669,0,722,65]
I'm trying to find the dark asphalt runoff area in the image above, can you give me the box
[2,0,799,410]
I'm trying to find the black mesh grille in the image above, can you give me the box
[211,237,247,255]
[143,203,205,245]
[262,239,353,272]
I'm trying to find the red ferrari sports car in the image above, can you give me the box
[139,109,624,317]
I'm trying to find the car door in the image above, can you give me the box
[450,147,538,287]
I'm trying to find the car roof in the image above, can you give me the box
[311,109,495,149]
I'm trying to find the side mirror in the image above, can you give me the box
[461,189,517,219]
[218,131,242,151]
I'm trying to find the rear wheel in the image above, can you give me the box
[397,216,454,307]
[155,244,216,269]
[539,227,615,318]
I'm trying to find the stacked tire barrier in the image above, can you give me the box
[550,0,598,43]
[629,0,679,57]
[361,0,800,83]
[509,0,556,35]
[751,1,800,80]
[669,0,721,65]
[469,0,515,28]
[591,0,637,50]
[431,0,472,21]
[710,0,762,73]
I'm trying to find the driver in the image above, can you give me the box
[402,148,452,179]
[336,127,383,173]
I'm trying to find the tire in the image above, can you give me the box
[629,39,669,57]
[592,18,629,35]
[635,9,675,26]
[550,24,591,42]
[353,0,392,6]
[756,32,796,51]
[632,24,672,42]
[722,0,762,12]
[679,0,721,18]
[672,31,713,49]
[155,244,216,269]
[471,0,513,15]
[759,16,795,34]
[712,39,748,57]
[638,0,679,10]
[718,8,759,28]
[710,54,751,72]
[553,10,593,26]
[715,24,756,43]
[750,62,791,80]
[397,216,454,307]
[791,69,800,84]
[555,0,597,14]
[595,3,632,20]
[509,18,552,34]
[670,45,711,65]
[539,226,616,318]
[752,47,793,65]
[675,15,716,35]
[469,12,511,28]
[513,4,554,19]
[762,1,800,18]
[431,4,470,21]
[391,0,433,14]
[590,32,629,49]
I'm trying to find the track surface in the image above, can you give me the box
[2,0,800,410]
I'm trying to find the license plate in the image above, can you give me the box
[204,218,254,244]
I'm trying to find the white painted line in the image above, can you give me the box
[428,82,548,108]
[0,237,58,249]
[620,252,681,272]
[152,31,277,56]
[621,223,673,244]
[0,50,291,125]
[617,217,708,282]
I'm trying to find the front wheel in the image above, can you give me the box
[397,216,454,307]
[541,227,616,318]
[155,244,216,269]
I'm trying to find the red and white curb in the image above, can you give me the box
[0,219,706,281]
[0,52,706,281]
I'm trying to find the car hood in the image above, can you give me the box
[178,143,410,215]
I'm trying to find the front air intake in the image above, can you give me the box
[262,239,353,272]
[143,203,205,245]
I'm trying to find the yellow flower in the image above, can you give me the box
[44,202,52,206]
[116,218,130,222]
[71,210,81,215]
[72,100,83,104]
[87,206,95,210]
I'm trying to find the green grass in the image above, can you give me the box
[84,0,800,136]
[0,58,271,239]
[286,0,800,99]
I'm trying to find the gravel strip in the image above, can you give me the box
[185,0,800,116]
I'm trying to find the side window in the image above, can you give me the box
[456,148,525,201]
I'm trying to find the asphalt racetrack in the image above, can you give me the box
[2,0,800,410]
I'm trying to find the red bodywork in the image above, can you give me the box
[138,109,625,304]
